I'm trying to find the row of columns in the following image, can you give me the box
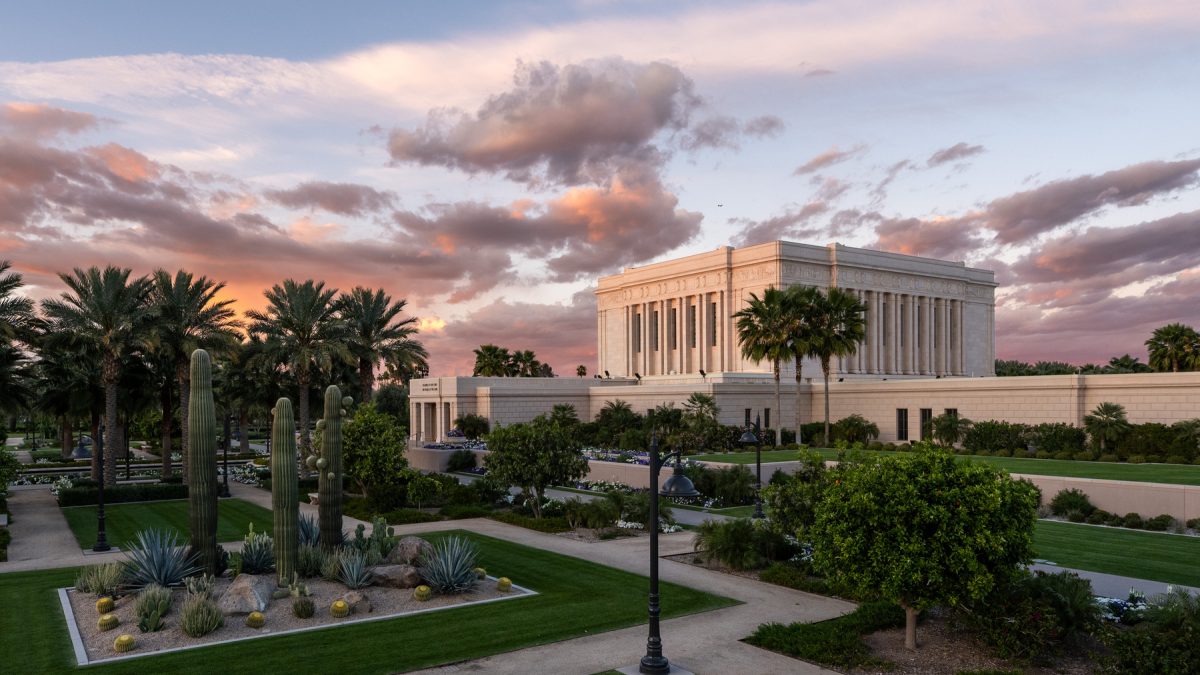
[627,290,730,376]
[410,401,452,443]
[840,290,965,376]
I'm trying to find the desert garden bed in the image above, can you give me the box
[61,573,532,665]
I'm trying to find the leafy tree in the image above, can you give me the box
[373,383,408,424]
[484,416,587,517]
[453,413,490,439]
[472,344,513,376]
[761,449,827,538]
[1145,323,1200,373]
[811,448,1039,650]
[406,474,440,509]
[41,266,153,485]
[0,449,21,497]
[336,287,427,402]
[734,287,791,445]
[832,414,879,443]
[807,288,867,444]
[576,364,587,378]
[246,279,351,456]
[927,413,973,448]
[783,285,820,443]
[1082,402,1131,453]
[342,403,408,499]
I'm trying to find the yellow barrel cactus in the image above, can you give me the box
[496,577,512,592]
[413,585,432,601]
[98,613,120,631]
[472,567,487,580]
[245,611,265,628]
[113,634,135,653]
[96,597,115,614]
[330,599,350,618]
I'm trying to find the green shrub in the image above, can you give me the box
[489,511,571,533]
[184,574,215,599]
[1030,423,1086,455]
[446,449,477,472]
[1102,587,1200,674]
[439,504,492,520]
[1054,450,1075,461]
[964,420,1029,456]
[1127,454,1146,464]
[1122,513,1144,529]
[960,571,1097,662]
[746,601,903,669]
[179,594,223,637]
[1036,450,1054,459]
[297,543,326,578]
[1098,453,1119,462]
[561,497,618,529]
[134,584,171,632]
[75,562,126,597]
[1087,510,1112,525]
[694,519,760,570]
[1187,518,1200,530]
[1049,488,1095,517]
[1067,510,1087,523]
[1106,512,1124,527]
[1165,455,1189,465]
[453,413,489,440]
[418,535,479,594]
[1145,514,1175,532]
[1073,451,1095,461]
[57,482,188,506]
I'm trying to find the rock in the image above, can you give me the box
[343,590,371,614]
[217,574,275,615]
[374,564,422,589]
[387,536,434,565]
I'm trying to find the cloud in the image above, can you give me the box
[387,58,700,186]
[984,159,1200,244]
[731,202,828,247]
[0,102,99,139]
[265,181,396,217]
[742,115,785,137]
[926,142,984,167]
[793,144,866,175]
[873,214,983,260]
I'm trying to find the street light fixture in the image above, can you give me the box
[220,414,232,498]
[638,433,699,675]
[93,424,110,552]
[739,415,765,519]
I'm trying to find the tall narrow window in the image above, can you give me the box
[764,408,771,430]
[688,304,696,348]
[652,310,659,351]
[633,313,641,353]
[668,308,676,351]
[945,408,958,418]
[710,302,718,346]
[919,408,932,440]
[744,408,752,427]
[896,408,909,441]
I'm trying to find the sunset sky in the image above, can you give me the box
[2,1,1198,375]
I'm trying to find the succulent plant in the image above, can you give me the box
[271,588,290,600]
[113,634,135,653]
[245,611,265,629]
[337,549,374,590]
[293,596,315,619]
[179,595,224,638]
[239,523,275,575]
[297,513,320,547]
[134,584,172,624]
[288,572,311,598]
[497,577,512,592]
[271,397,300,585]
[418,536,479,595]
[137,610,164,634]
[318,385,347,550]
[330,599,350,618]
[184,573,215,600]
[413,585,432,601]
[123,528,201,592]
[96,597,115,614]
[98,613,120,631]
[76,563,125,598]
[473,567,487,580]
[186,349,220,576]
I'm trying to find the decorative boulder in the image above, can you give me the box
[217,574,275,615]
[373,564,422,589]
[343,590,371,614]
[387,536,434,565]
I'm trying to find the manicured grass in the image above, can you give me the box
[1,530,736,674]
[1033,520,1200,587]
[60,498,273,549]
[695,448,1200,485]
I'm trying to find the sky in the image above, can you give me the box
[1,0,1198,375]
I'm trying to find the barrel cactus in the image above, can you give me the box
[187,349,220,575]
[330,599,350,618]
[497,577,512,592]
[413,585,432,602]
[113,634,135,653]
[318,386,348,550]
[96,597,114,614]
[293,596,315,619]
[245,611,265,629]
[98,613,119,631]
[271,397,299,585]
[473,567,487,580]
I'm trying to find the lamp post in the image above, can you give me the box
[220,414,231,498]
[638,433,700,675]
[740,415,765,519]
[93,424,110,552]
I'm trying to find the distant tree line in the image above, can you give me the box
[996,322,1200,376]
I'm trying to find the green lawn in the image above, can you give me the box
[1,530,735,674]
[61,498,273,550]
[693,448,1200,485]
[1033,520,1200,588]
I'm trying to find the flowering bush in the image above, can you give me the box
[1096,589,1148,624]
[228,463,261,485]
[49,475,74,496]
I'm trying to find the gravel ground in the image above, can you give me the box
[67,575,525,662]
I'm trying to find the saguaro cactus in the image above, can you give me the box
[271,397,299,585]
[187,349,220,575]
[318,385,350,550]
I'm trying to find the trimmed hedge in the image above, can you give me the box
[56,482,188,507]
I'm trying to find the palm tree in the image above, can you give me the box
[0,261,35,344]
[1105,354,1151,374]
[807,287,867,444]
[576,365,587,378]
[549,403,579,426]
[927,413,973,448]
[0,344,32,416]
[337,287,427,403]
[246,279,351,457]
[682,392,719,421]
[783,285,820,443]
[223,335,285,454]
[149,270,241,478]
[41,266,153,485]
[1083,402,1131,453]
[512,350,541,377]
[1145,323,1200,373]
[473,344,513,376]
[734,287,792,446]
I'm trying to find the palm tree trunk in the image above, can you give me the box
[795,361,805,445]
[90,412,100,482]
[160,380,173,480]
[359,357,373,403]
[178,363,190,483]
[238,409,250,454]
[822,361,832,446]
[103,374,118,488]
[60,417,72,461]
[298,370,311,458]
[773,359,782,446]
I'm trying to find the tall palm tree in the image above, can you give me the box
[1083,401,1131,453]
[807,287,867,444]
[41,266,153,485]
[1145,323,1200,373]
[1105,354,1151,374]
[512,350,541,377]
[34,333,102,461]
[0,260,35,344]
[0,344,32,416]
[336,287,427,403]
[576,365,587,378]
[783,285,820,443]
[928,413,973,448]
[734,287,792,445]
[473,344,513,376]
[246,279,350,456]
[149,270,241,477]
[223,335,283,454]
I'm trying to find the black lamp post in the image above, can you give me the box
[93,424,110,552]
[740,415,765,519]
[639,433,700,675]
[220,414,231,498]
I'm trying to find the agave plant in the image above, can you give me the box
[337,550,374,590]
[124,529,201,591]
[240,524,275,575]
[298,513,320,547]
[418,536,479,594]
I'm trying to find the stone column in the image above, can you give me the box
[882,293,893,374]
[908,294,919,375]
[953,299,965,376]
[872,291,882,374]
[939,298,951,375]
[901,294,912,375]
[921,296,933,375]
